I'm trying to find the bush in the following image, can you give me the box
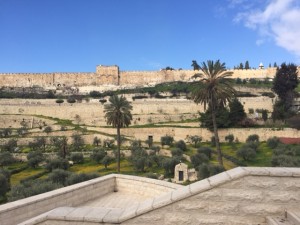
[191,153,209,168]
[271,154,300,167]
[237,146,256,161]
[66,173,99,186]
[101,155,113,169]
[0,174,9,198]
[197,163,225,180]
[9,180,62,202]
[0,152,15,166]
[27,151,44,168]
[171,148,183,157]
[197,164,210,179]
[43,126,52,134]
[161,135,174,146]
[90,149,106,163]
[45,158,69,172]
[197,147,212,159]
[2,139,17,152]
[71,134,85,151]
[246,134,259,143]
[67,97,76,104]
[188,135,202,147]
[55,99,64,105]
[93,137,101,146]
[70,153,84,164]
[47,169,71,186]
[267,137,280,149]
[225,134,234,143]
[175,140,187,151]
[162,157,181,176]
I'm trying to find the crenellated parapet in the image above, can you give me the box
[0,65,298,88]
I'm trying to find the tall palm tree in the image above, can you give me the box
[104,95,133,172]
[192,60,236,166]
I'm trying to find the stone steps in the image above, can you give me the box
[267,210,300,225]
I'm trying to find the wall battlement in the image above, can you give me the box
[0,65,290,88]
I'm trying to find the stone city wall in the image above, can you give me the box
[0,66,281,88]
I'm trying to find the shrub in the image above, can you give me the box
[225,134,234,143]
[71,134,85,151]
[171,148,183,157]
[101,155,113,169]
[267,137,280,149]
[197,164,210,180]
[0,152,15,166]
[0,174,9,198]
[271,155,300,167]
[197,147,212,159]
[246,134,259,143]
[188,135,202,147]
[66,173,99,186]
[161,135,174,146]
[47,169,71,185]
[55,99,64,105]
[237,146,256,161]
[191,153,209,168]
[67,97,76,104]
[162,157,181,176]
[90,149,106,163]
[45,158,69,172]
[43,126,52,134]
[93,137,101,146]
[175,140,187,151]
[103,139,115,148]
[27,151,44,168]
[9,180,62,202]
[2,139,18,152]
[197,163,225,180]
[70,153,84,164]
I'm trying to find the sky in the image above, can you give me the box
[0,0,299,73]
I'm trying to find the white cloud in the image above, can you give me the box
[233,0,300,58]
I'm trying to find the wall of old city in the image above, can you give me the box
[0,66,280,88]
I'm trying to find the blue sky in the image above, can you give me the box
[0,0,299,72]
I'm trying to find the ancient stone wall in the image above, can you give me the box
[0,66,283,88]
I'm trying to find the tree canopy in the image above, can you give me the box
[191,60,236,166]
[104,95,132,172]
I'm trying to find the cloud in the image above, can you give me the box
[233,0,300,58]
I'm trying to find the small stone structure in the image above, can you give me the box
[173,162,197,183]
[174,163,189,183]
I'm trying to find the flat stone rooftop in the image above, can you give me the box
[81,190,151,209]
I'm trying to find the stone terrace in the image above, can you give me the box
[1,167,300,225]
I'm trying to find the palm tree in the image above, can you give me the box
[104,95,133,172]
[191,60,236,166]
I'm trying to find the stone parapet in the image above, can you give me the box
[4,167,300,225]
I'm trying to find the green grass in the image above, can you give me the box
[10,167,46,185]
[246,142,273,166]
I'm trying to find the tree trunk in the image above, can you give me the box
[117,126,121,173]
[210,100,223,167]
